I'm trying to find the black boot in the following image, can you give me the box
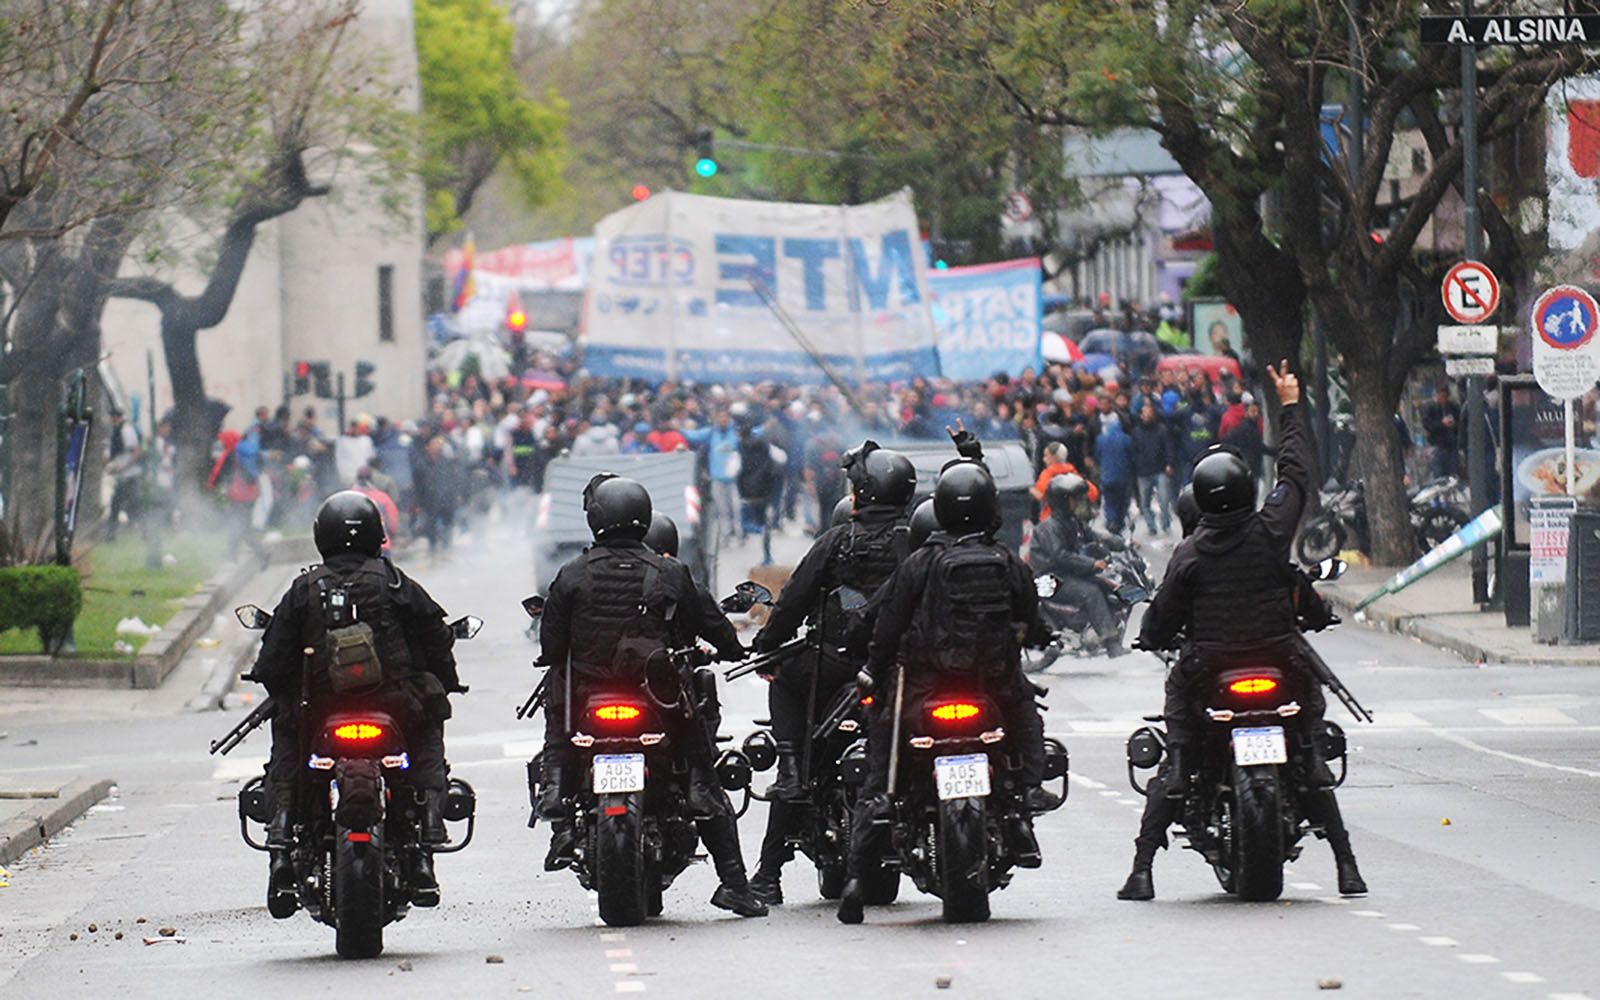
[544,819,577,872]
[1335,852,1368,895]
[1025,785,1063,814]
[699,816,768,917]
[265,805,298,919]
[765,741,804,801]
[411,790,445,906]
[1117,864,1154,901]
[535,757,566,821]
[837,878,865,924]
[1008,815,1043,869]
[749,866,784,906]
[1302,788,1367,895]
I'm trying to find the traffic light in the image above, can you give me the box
[631,183,652,202]
[309,361,333,399]
[353,360,376,399]
[690,128,718,178]
[292,360,311,396]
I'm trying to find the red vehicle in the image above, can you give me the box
[1156,354,1242,389]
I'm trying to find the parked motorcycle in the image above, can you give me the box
[211,605,482,959]
[1122,560,1371,902]
[1296,477,1470,564]
[520,584,764,927]
[880,682,1069,922]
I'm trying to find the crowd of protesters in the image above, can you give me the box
[104,294,1489,562]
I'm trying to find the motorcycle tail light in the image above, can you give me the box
[333,722,385,741]
[860,695,874,707]
[1227,676,1278,696]
[593,704,643,723]
[930,702,982,722]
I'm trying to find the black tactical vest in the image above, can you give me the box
[1186,521,1298,645]
[905,537,1018,676]
[569,546,674,675]
[302,558,417,698]
[820,515,906,647]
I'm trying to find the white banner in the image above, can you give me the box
[583,190,937,383]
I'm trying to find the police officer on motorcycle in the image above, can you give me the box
[744,442,917,904]
[837,460,1058,924]
[643,510,738,743]
[1116,362,1367,901]
[535,475,767,917]
[1030,473,1130,657]
[252,491,465,916]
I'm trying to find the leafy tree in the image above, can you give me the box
[414,0,566,247]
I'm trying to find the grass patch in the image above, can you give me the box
[0,533,226,658]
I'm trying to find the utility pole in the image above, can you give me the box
[336,372,348,436]
[1460,0,1491,606]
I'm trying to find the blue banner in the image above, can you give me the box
[929,258,1043,381]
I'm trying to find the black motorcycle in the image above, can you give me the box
[1029,543,1153,667]
[1297,477,1470,564]
[880,681,1069,922]
[212,606,482,959]
[1123,563,1371,902]
[520,585,762,927]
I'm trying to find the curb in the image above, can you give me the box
[187,628,263,713]
[0,778,116,866]
[1322,588,1599,665]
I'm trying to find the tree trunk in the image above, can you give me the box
[1346,359,1415,566]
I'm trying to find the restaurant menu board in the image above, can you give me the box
[1504,382,1600,547]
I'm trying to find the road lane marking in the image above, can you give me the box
[1064,720,1144,733]
[1548,993,1591,1000]
[605,949,633,958]
[1290,881,1322,891]
[1367,711,1432,729]
[1419,936,1458,947]
[1387,923,1421,932]
[600,932,626,942]
[610,963,638,973]
[1436,730,1600,778]
[1068,773,1107,790]
[1458,954,1500,964]
[1098,790,1119,797]
[1478,708,1577,727]
[615,984,646,994]
[1502,972,1546,984]
[1350,910,1384,917]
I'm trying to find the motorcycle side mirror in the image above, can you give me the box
[719,581,773,614]
[449,615,484,640]
[521,595,546,619]
[1312,558,1347,582]
[1034,574,1059,599]
[234,604,272,630]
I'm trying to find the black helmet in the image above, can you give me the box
[1045,473,1090,517]
[830,495,854,529]
[644,510,679,557]
[1175,483,1201,537]
[1191,451,1254,515]
[845,442,917,508]
[908,498,940,551]
[583,473,652,541]
[933,460,997,534]
[314,490,385,558]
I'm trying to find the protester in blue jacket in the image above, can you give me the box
[1095,414,1136,534]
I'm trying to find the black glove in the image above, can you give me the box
[947,425,984,462]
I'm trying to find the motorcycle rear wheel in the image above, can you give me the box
[936,798,991,923]
[1295,517,1345,565]
[595,794,649,927]
[333,826,386,959]
[1414,506,1469,552]
[1230,764,1285,902]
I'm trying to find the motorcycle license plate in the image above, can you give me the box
[1231,726,1288,766]
[934,754,991,800]
[593,753,646,794]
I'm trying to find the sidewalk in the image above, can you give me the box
[1318,559,1600,666]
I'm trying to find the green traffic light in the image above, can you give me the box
[695,157,718,178]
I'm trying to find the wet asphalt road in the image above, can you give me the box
[1,511,1598,999]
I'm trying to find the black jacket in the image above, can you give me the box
[864,535,1040,686]
[540,539,743,675]
[252,552,461,709]
[1140,403,1310,650]
[1130,418,1173,477]
[753,504,906,654]
[1030,513,1111,579]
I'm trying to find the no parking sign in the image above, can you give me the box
[1531,284,1600,399]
